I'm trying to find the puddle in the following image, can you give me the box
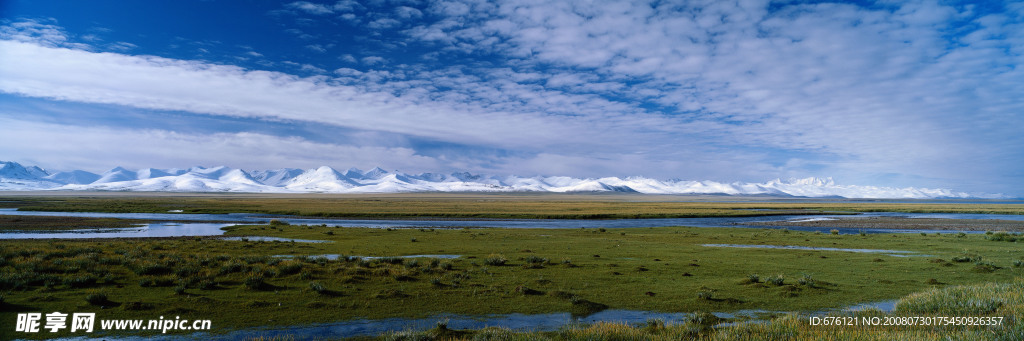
[702,244,929,257]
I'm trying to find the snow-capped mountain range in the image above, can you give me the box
[0,161,996,199]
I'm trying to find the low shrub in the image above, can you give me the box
[277,261,303,276]
[484,254,508,266]
[524,255,548,264]
[952,256,974,263]
[379,257,404,265]
[198,279,217,290]
[122,301,153,311]
[244,273,267,290]
[309,281,327,295]
[64,275,98,289]
[972,262,1000,273]
[85,293,109,306]
[218,262,246,275]
[134,263,171,276]
[175,264,201,278]
[797,274,816,287]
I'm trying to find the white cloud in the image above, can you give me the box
[285,1,336,15]
[299,64,327,73]
[107,41,137,51]
[395,0,1024,192]
[360,55,386,65]
[2,1,1022,195]
[395,6,423,19]
[338,54,357,63]
[0,18,91,50]
[0,39,627,153]
[332,0,361,13]
[0,117,440,173]
[305,44,327,52]
[333,67,363,77]
[367,18,402,30]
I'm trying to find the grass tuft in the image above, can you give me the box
[484,254,508,266]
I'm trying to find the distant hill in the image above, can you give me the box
[0,161,995,199]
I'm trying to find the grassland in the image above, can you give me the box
[2,193,1023,219]
[1,194,1022,340]
[2,220,1023,339]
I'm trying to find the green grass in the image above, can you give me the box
[3,221,1024,339]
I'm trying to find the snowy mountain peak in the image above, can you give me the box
[0,162,1004,199]
[362,167,389,179]
[0,161,49,179]
[251,168,304,186]
[96,167,137,183]
[342,167,363,178]
[786,177,836,186]
[45,170,100,185]
[136,168,172,180]
[313,165,339,174]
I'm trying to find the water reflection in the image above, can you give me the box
[0,222,231,239]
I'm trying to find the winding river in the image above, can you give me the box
[3,208,1023,239]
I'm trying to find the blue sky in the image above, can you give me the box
[0,0,1022,196]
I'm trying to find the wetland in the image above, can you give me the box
[1,194,1023,340]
